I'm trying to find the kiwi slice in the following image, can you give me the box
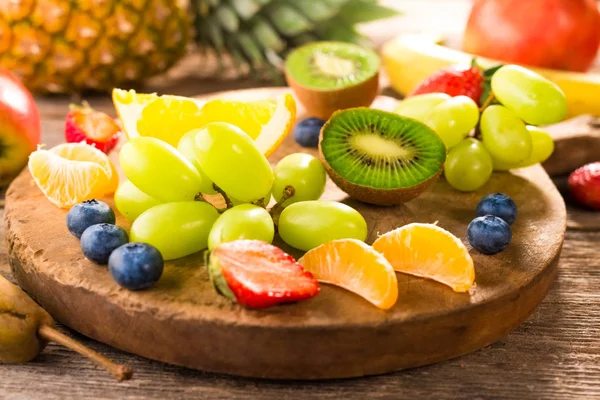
[285,41,380,119]
[319,108,446,205]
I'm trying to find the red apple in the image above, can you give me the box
[463,0,600,72]
[0,68,41,187]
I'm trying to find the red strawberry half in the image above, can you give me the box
[568,162,600,210]
[65,103,121,154]
[209,240,320,308]
[410,63,485,105]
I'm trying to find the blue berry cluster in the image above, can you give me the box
[467,193,517,255]
[67,200,163,290]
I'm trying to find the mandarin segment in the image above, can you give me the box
[300,239,398,310]
[373,223,475,293]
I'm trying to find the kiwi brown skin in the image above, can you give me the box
[318,109,444,206]
[285,69,379,120]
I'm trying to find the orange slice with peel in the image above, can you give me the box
[198,94,296,157]
[112,88,296,157]
[373,223,475,292]
[112,89,205,147]
[28,143,118,208]
[300,239,398,310]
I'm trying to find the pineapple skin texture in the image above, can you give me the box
[0,0,190,94]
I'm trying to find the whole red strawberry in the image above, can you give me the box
[65,103,121,154]
[410,64,484,105]
[569,162,600,210]
[209,240,320,308]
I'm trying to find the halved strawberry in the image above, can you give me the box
[208,240,320,308]
[65,103,121,154]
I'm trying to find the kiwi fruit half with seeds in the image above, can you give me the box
[319,108,446,206]
[285,41,380,119]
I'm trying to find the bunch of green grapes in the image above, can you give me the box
[395,65,564,192]
[115,122,367,260]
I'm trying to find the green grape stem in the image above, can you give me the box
[269,185,295,226]
[213,183,234,209]
[479,92,496,112]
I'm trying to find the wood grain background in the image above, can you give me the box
[1,1,600,398]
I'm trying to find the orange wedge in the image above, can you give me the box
[28,143,118,208]
[300,239,398,310]
[198,94,296,157]
[373,223,475,292]
[112,89,205,147]
[112,88,296,157]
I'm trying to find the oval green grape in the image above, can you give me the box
[394,93,451,122]
[493,126,555,171]
[278,201,368,251]
[114,180,161,220]
[481,105,532,164]
[231,187,272,207]
[491,65,567,126]
[273,153,326,206]
[120,137,204,203]
[208,204,275,250]
[424,95,480,149]
[445,138,493,192]
[194,122,273,202]
[177,130,216,194]
[130,201,219,260]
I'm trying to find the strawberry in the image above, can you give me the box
[209,240,320,308]
[410,63,485,105]
[568,162,600,210]
[65,103,121,154]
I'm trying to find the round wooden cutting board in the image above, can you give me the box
[5,88,566,380]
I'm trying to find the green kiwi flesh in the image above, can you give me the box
[319,108,446,205]
[285,41,379,90]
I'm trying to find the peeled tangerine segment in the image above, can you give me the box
[28,143,117,208]
[300,239,398,310]
[373,223,475,293]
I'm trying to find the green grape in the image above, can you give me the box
[394,93,451,121]
[493,126,555,171]
[120,137,204,203]
[424,95,480,149]
[444,138,493,192]
[272,153,326,206]
[491,65,567,126]
[481,105,532,164]
[194,122,273,202]
[278,201,368,251]
[114,180,161,220]
[231,187,272,207]
[130,202,219,260]
[177,130,216,194]
[208,204,275,250]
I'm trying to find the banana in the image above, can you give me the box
[381,34,600,117]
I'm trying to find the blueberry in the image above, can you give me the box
[67,200,116,238]
[80,224,129,265]
[467,215,512,255]
[476,193,517,225]
[108,243,164,290]
[294,117,325,148]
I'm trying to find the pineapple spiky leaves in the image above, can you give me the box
[192,0,400,80]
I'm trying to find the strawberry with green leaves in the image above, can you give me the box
[209,240,319,308]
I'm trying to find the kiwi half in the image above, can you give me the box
[285,41,379,119]
[319,108,446,206]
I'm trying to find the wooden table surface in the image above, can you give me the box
[2,1,600,399]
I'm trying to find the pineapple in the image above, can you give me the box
[0,0,189,94]
[191,0,399,78]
